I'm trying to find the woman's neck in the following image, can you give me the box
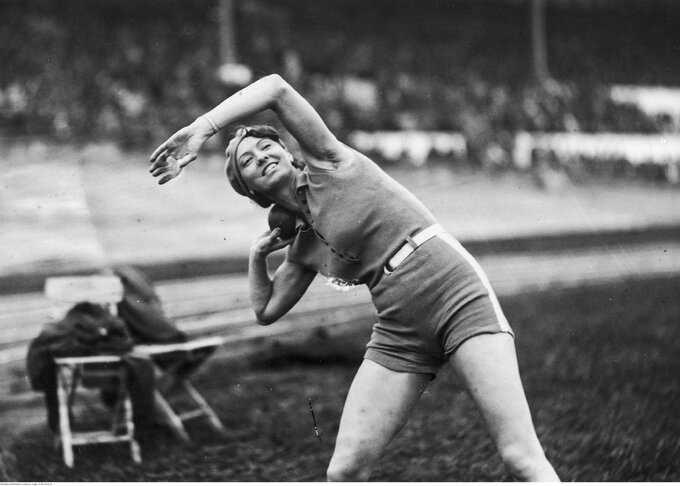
[265,169,303,214]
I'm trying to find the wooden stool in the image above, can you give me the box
[54,355,141,467]
[46,275,142,467]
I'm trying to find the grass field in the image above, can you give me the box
[2,276,680,481]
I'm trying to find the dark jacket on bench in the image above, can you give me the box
[26,302,155,433]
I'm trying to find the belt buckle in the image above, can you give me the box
[383,237,417,275]
[382,225,443,276]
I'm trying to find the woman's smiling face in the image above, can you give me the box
[235,135,294,193]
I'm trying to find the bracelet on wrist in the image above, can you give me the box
[200,114,220,135]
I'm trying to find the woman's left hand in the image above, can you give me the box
[149,120,213,184]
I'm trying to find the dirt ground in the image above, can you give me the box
[3,276,679,482]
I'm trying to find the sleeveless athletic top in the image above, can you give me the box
[287,148,438,289]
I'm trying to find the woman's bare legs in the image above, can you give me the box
[327,334,559,482]
[326,359,431,481]
[450,333,560,481]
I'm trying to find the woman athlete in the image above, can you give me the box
[149,74,560,482]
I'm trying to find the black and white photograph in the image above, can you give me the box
[1,0,679,481]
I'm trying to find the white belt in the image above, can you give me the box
[384,224,446,275]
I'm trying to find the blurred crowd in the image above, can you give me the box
[1,0,678,167]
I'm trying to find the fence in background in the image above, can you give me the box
[512,132,680,182]
[348,131,467,166]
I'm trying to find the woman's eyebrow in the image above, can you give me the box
[238,149,253,163]
[239,139,271,163]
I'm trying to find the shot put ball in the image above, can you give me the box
[268,204,297,239]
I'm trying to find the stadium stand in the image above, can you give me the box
[1,0,678,145]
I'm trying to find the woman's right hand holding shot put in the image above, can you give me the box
[248,228,316,326]
[250,228,295,258]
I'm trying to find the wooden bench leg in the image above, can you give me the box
[110,374,125,435]
[181,381,225,433]
[117,367,142,464]
[56,364,75,468]
[123,395,142,463]
[153,390,191,442]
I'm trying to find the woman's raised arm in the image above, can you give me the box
[149,74,351,183]
[262,74,353,166]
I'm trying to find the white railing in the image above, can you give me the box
[348,131,467,167]
[513,132,680,181]
[610,85,680,122]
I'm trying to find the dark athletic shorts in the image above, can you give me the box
[365,232,514,377]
